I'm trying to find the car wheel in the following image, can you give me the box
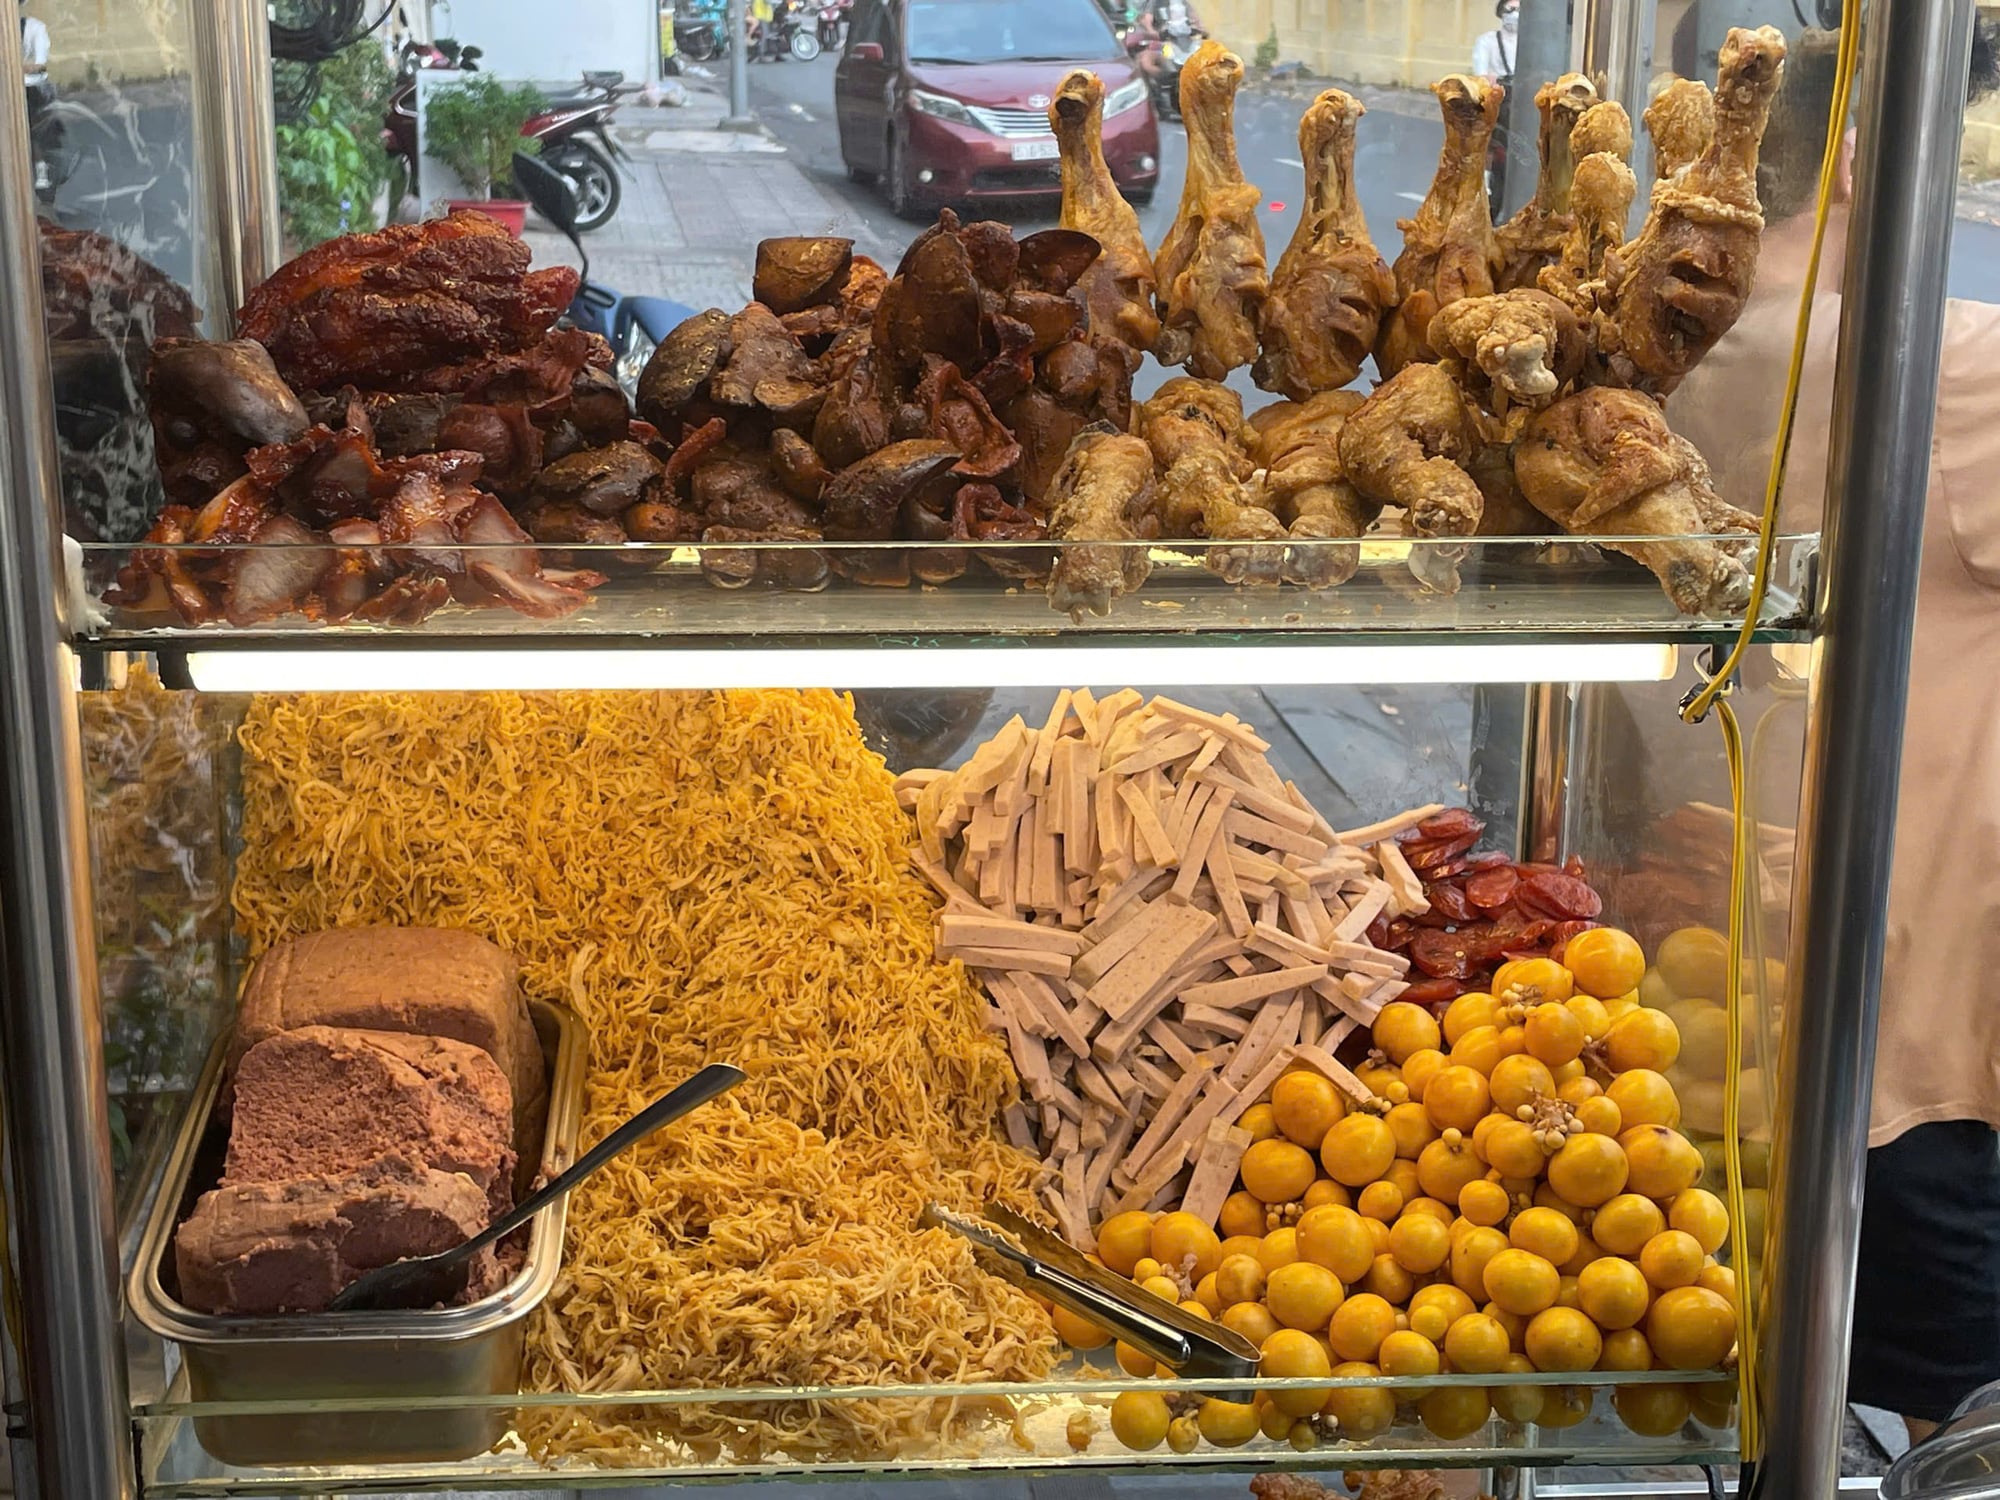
[883,130,923,220]
[847,161,878,185]
[552,144,622,233]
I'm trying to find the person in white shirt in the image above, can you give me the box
[1471,0,1518,84]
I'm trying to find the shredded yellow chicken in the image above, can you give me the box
[232,689,1058,1463]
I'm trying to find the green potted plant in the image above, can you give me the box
[423,73,545,234]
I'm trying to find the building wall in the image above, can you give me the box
[1202,0,1494,85]
[27,0,186,87]
[440,0,656,87]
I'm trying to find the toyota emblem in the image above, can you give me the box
[1027,93,1051,108]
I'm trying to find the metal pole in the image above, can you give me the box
[723,0,757,129]
[189,0,283,329]
[0,17,137,1500]
[1752,3,1977,1497]
[1518,682,1577,865]
[1579,0,1655,187]
[1503,0,1578,219]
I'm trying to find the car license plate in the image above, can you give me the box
[1011,138,1060,161]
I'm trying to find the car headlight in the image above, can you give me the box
[908,88,976,126]
[1105,78,1149,116]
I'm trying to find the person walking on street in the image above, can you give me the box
[1472,0,1517,83]
[20,0,53,193]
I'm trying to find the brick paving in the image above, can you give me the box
[522,82,898,311]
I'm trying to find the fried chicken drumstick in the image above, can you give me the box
[1052,70,1162,359]
[1599,26,1788,394]
[1154,41,1269,380]
[1044,428,1159,617]
[1515,386,1756,614]
[1646,78,1717,181]
[1495,74,1599,294]
[1247,390,1378,586]
[1254,88,1396,400]
[1377,75,1504,378]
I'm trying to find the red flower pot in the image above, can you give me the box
[444,199,528,236]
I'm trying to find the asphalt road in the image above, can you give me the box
[744,51,2000,308]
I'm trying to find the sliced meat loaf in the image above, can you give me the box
[175,1155,493,1315]
[230,926,545,1141]
[226,1026,516,1216]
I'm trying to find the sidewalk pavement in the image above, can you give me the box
[522,81,900,312]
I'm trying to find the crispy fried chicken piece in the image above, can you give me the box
[1153,42,1269,379]
[1515,386,1756,614]
[1429,288,1587,418]
[1045,428,1158,617]
[236,211,578,393]
[1254,88,1396,400]
[1538,149,1640,319]
[1647,78,1717,181]
[1159,447,1288,582]
[1052,70,1162,357]
[1572,99,1635,162]
[1496,74,1599,293]
[1338,362,1487,544]
[1378,75,1505,378]
[1246,390,1377,586]
[1136,376,1255,477]
[1600,27,1788,395]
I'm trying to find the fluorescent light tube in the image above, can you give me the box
[184,643,1678,693]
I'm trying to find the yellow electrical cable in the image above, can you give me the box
[1681,10,1862,730]
[1679,16,1864,1463]
[1717,697,1762,1460]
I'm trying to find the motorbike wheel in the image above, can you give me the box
[551,143,622,233]
[790,29,822,60]
[681,26,719,60]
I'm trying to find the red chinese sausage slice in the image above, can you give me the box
[1410,930,1477,980]
[1427,882,1477,925]
[1405,831,1481,873]
[1402,977,1470,1008]
[1465,866,1520,910]
[1520,870,1604,921]
[1411,808,1485,841]
[1466,851,1512,870]
[1547,920,1600,964]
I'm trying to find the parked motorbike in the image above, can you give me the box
[752,1,817,62]
[674,0,730,62]
[1145,29,1199,121]
[385,65,636,233]
[814,0,848,53]
[513,151,696,399]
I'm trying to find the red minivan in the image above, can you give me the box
[835,0,1161,218]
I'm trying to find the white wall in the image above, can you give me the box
[434,0,656,88]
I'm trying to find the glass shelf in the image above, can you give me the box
[136,1369,1738,1495]
[75,534,1816,651]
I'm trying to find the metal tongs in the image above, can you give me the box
[922,1202,1260,1395]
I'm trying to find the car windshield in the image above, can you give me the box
[905,0,1118,64]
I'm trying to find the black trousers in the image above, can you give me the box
[1849,1119,2000,1424]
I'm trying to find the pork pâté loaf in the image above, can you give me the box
[225,1026,518,1217]
[174,1155,492,1315]
[229,926,545,1142]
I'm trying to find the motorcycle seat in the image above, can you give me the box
[542,94,605,112]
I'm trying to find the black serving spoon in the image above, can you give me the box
[328,1062,747,1313]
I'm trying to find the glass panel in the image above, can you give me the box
[135,1373,1736,1494]
[73,534,1818,644]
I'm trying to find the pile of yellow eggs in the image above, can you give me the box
[1057,928,1745,1454]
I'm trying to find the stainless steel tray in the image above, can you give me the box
[128,998,586,1466]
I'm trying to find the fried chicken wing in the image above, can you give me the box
[1646,78,1717,181]
[1495,74,1599,293]
[1600,27,1788,394]
[1246,389,1377,585]
[1515,386,1756,614]
[1337,362,1486,539]
[1153,42,1269,380]
[1254,89,1395,400]
[1052,71,1162,357]
[1377,75,1504,378]
[1429,288,1587,417]
[1045,428,1159,617]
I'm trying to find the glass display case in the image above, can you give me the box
[0,0,1979,1496]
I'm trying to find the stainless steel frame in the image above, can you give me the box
[1755,2,1980,1495]
[188,0,282,329]
[0,0,1979,1495]
[0,13,138,1500]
